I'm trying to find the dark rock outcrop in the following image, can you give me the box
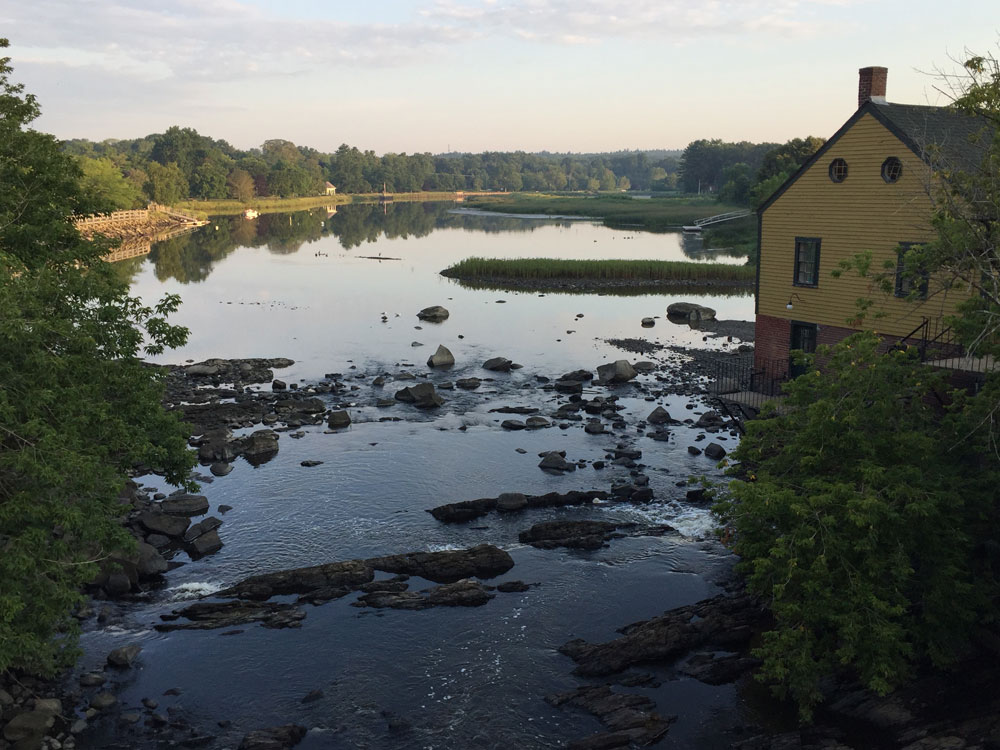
[368,544,514,583]
[218,560,375,601]
[157,600,307,631]
[547,684,675,749]
[394,382,445,409]
[559,593,765,677]
[428,490,609,523]
[354,579,495,610]
[238,724,307,750]
[519,520,624,550]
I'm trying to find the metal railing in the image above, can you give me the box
[711,355,790,411]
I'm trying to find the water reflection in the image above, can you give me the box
[141,202,745,285]
[146,203,587,284]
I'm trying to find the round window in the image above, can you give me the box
[881,157,903,183]
[828,158,848,183]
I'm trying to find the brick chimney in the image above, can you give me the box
[858,66,888,108]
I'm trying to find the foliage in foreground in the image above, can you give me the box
[441,256,755,283]
[0,40,195,676]
[714,333,1000,719]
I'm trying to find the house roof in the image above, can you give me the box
[324,181,336,188]
[869,101,992,173]
[758,100,993,215]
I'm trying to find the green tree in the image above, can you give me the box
[190,161,229,199]
[226,168,255,202]
[144,161,189,204]
[717,162,753,204]
[714,334,998,719]
[0,39,195,676]
[76,157,144,210]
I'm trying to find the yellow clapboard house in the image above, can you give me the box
[753,66,991,387]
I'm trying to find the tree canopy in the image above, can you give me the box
[0,39,194,676]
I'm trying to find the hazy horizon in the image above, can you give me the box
[5,1,999,155]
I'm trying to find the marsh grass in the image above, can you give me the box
[448,277,755,297]
[441,256,755,283]
[463,193,744,231]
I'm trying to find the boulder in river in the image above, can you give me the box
[138,510,190,539]
[456,377,481,390]
[327,410,351,429]
[647,406,673,425]
[596,360,638,384]
[539,451,576,473]
[483,356,514,372]
[159,493,209,517]
[240,429,280,465]
[187,529,223,557]
[667,301,716,321]
[416,305,449,323]
[394,382,444,409]
[107,644,142,668]
[704,442,727,460]
[1,709,56,746]
[426,345,455,368]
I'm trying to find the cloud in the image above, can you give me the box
[423,0,845,42]
[5,0,470,83]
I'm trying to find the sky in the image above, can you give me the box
[3,1,998,155]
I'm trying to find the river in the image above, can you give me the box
[79,202,764,749]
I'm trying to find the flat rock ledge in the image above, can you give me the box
[428,489,611,523]
[239,724,306,750]
[546,684,676,749]
[559,593,765,677]
[519,520,630,550]
[156,545,516,631]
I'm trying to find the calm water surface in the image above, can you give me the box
[81,203,761,749]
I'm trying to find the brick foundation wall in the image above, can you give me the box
[754,314,791,374]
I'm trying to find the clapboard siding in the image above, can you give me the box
[759,114,968,338]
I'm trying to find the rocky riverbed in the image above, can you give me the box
[5,315,997,750]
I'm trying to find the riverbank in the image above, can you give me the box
[463,193,745,232]
[173,191,502,218]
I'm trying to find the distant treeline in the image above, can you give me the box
[680,136,826,206]
[63,125,822,211]
[62,127,684,208]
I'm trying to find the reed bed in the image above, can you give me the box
[441,257,755,283]
[463,193,743,231]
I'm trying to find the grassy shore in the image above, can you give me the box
[462,193,745,231]
[441,257,754,285]
[174,191,471,217]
